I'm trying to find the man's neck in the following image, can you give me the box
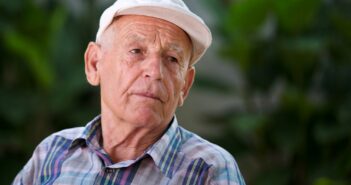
[100,113,169,163]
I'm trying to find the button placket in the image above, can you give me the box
[105,168,116,173]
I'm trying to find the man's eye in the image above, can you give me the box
[167,56,178,63]
[130,49,141,54]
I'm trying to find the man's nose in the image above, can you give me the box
[143,54,164,80]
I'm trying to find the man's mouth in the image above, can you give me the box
[133,92,163,102]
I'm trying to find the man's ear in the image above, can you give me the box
[178,67,196,107]
[84,42,102,86]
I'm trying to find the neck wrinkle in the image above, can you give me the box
[100,111,169,163]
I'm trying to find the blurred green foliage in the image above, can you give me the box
[204,0,351,184]
[0,0,103,184]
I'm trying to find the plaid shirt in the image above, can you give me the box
[13,115,246,185]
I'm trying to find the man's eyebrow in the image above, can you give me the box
[125,33,146,42]
[168,43,184,54]
[123,32,186,54]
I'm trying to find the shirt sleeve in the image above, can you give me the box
[12,136,51,185]
[12,157,36,185]
[207,159,246,185]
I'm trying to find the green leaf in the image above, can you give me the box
[273,0,321,33]
[331,10,351,42]
[225,0,270,35]
[3,30,54,89]
[230,113,266,135]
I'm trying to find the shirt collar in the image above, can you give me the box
[70,115,182,178]
[146,116,182,178]
[69,115,103,151]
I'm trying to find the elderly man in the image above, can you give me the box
[13,0,245,184]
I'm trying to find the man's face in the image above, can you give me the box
[85,15,194,128]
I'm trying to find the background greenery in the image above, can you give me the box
[204,0,351,184]
[1,0,350,184]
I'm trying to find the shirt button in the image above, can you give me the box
[105,168,116,173]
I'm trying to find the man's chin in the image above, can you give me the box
[127,110,163,127]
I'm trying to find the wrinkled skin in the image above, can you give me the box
[84,15,195,161]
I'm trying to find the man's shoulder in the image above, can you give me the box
[177,126,246,184]
[52,127,85,138]
[38,127,85,148]
[178,126,235,166]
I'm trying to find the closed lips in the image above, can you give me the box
[133,92,163,102]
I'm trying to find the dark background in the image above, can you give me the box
[1,0,351,184]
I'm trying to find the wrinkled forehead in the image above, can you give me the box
[101,15,193,57]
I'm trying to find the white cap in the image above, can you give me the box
[96,0,212,65]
